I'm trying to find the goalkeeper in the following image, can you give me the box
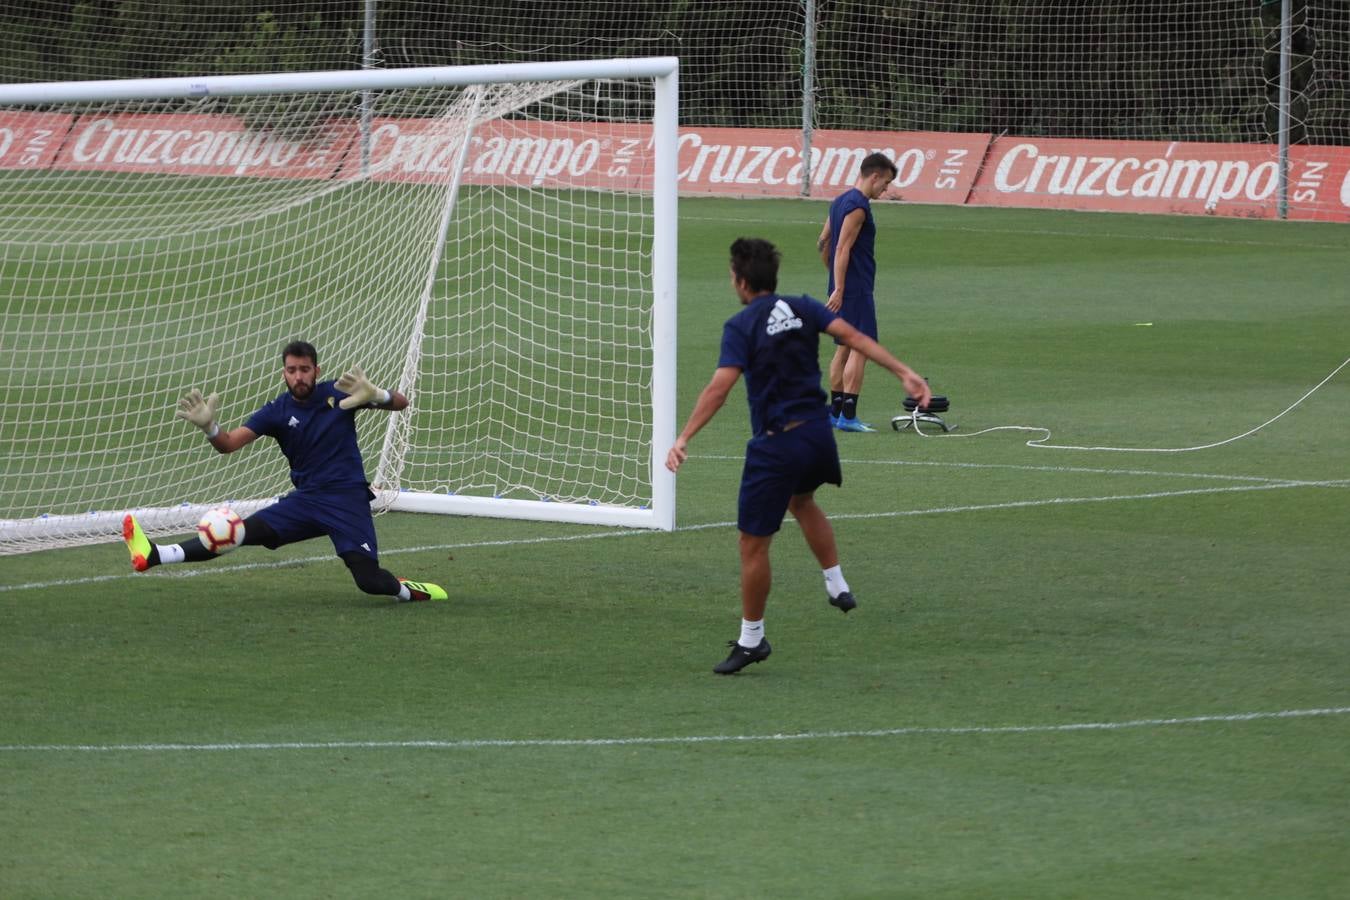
[122,339,448,604]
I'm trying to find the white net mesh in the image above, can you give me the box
[0,69,669,553]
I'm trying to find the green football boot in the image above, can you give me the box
[399,578,448,602]
[122,514,156,572]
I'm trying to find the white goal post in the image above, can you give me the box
[0,57,678,554]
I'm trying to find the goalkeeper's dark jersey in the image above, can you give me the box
[244,381,368,492]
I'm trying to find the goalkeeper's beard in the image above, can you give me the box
[288,378,316,400]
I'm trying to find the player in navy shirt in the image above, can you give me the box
[122,340,447,604]
[817,152,899,432]
[667,239,930,674]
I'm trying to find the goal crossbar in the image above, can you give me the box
[0,57,679,105]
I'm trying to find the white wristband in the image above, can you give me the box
[373,388,391,406]
[205,422,220,439]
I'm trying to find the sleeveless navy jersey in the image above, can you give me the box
[244,381,369,492]
[826,186,877,301]
[718,293,838,436]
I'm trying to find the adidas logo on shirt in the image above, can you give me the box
[765,298,804,336]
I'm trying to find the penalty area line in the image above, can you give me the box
[3,707,1347,753]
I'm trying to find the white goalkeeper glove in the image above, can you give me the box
[176,388,221,438]
[336,365,391,410]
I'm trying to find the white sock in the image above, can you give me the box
[823,565,849,599]
[397,583,412,601]
[158,543,186,565]
[739,618,764,648]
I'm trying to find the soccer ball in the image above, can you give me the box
[197,507,245,554]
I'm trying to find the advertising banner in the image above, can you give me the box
[332,118,653,190]
[967,136,1350,223]
[52,113,351,179]
[3,107,1346,222]
[0,111,73,170]
[336,118,990,203]
[671,127,990,202]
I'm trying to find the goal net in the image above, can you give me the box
[0,58,678,555]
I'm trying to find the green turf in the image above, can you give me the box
[2,198,1348,898]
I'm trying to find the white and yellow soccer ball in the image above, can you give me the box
[196,507,245,554]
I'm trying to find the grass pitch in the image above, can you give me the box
[2,198,1348,898]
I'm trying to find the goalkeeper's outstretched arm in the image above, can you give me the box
[336,366,408,412]
[175,387,258,454]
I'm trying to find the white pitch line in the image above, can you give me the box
[693,455,1331,485]
[3,707,1346,754]
[1,478,1345,594]
[681,212,1350,251]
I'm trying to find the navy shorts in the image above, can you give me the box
[832,293,878,344]
[737,417,842,536]
[251,487,379,559]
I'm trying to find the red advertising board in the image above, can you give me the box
[3,107,1346,222]
[0,111,73,170]
[672,128,989,202]
[967,135,1350,222]
[332,118,656,190]
[53,112,351,179]
[336,119,990,202]
[1285,145,1350,223]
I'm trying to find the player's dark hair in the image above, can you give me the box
[859,151,898,180]
[282,340,318,366]
[729,237,779,293]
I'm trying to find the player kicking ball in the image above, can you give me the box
[666,239,930,674]
[123,340,447,604]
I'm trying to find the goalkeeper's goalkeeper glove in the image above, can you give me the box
[176,388,221,438]
[336,365,391,410]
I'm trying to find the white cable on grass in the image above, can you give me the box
[911,355,1349,453]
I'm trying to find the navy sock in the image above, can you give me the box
[841,393,859,420]
[830,391,845,417]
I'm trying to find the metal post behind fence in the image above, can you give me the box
[360,0,377,179]
[1277,0,1292,220]
[800,0,816,197]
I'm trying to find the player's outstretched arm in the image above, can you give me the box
[336,365,408,411]
[666,366,741,473]
[176,388,219,434]
[826,319,931,408]
[175,388,257,454]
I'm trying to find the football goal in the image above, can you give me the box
[0,57,678,555]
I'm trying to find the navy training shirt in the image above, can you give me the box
[718,292,838,437]
[244,381,369,492]
[826,186,877,301]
